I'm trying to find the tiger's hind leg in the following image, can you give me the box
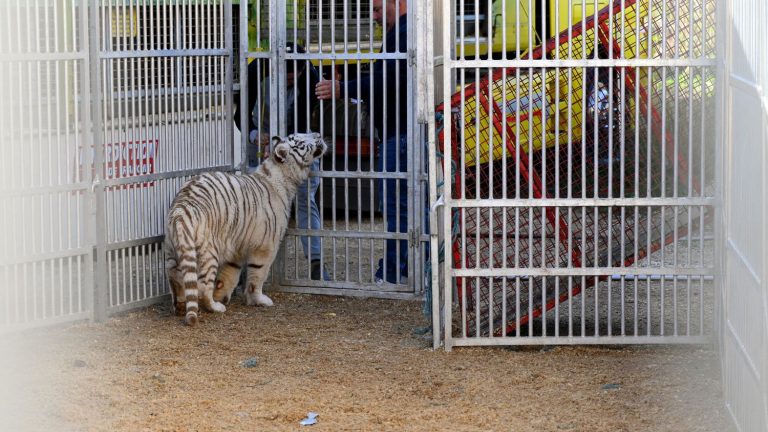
[244,249,275,307]
[198,250,227,313]
[165,252,186,316]
[213,262,242,305]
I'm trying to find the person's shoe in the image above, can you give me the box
[310,260,331,281]
[374,262,408,285]
[374,275,408,285]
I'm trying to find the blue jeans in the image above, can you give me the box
[375,134,409,283]
[296,159,322,261]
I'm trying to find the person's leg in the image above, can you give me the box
[377,134,408,284]
[297,160,328,280]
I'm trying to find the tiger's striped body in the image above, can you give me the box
[164,133,327,325]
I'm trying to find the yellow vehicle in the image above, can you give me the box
[449,0,715,176]
[456,0,611,59]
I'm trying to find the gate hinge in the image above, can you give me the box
[408,49,416,67]
[409,229,418,248]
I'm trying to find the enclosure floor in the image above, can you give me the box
[2,294,733,432]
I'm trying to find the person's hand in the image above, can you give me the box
[248,130,270,146]
[315,79,341,100]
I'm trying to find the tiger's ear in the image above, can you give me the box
[273,143,289,164]
[271,136,283,148]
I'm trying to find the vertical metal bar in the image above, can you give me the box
[222,0,233,172]
[409,0,420,294]
[442,0,454,350]
[87,0,107,322]
[367,0,375,285]
[237,0,248,172]
[559,0,574,337]
[342,0,350,285]
[416,0,440,348]
[713,0,726,344]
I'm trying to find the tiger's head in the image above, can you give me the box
[270,133,327,168]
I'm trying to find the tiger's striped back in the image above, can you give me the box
[164,133,327,325]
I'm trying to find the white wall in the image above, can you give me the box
[721,0,768,430]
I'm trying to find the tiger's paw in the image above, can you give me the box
[211,301,227,313]
[247,293,273,307]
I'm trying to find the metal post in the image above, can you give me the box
[88,0,108,322]
[224,0,234,171]
[238,0,249,173]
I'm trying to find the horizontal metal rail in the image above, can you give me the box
[99,49,229,59]
[452,58,717,68]
[451,197,716,207]
[452,267,714,277]
[451,335,711,346]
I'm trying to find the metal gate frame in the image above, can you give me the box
[433,0,719,350]
[239,0,426,300]
[1,1,238,332]
[719,0,768,429]
[1,1,95,331]
[91,0,237,321]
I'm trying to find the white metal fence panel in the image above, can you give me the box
[436,0,717,349]
[0,1,236,329]
[721,0,768,429]
[238,0,424,299]
[0,1,94,331]
[93,0,236,318]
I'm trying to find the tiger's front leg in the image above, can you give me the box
[244,249,275,307]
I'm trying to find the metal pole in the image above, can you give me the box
[224,0,234,171]
[87,0,108,322]
[442,0,454,351]
[238,0,249,172]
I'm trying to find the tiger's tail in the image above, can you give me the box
[172,216,200,326]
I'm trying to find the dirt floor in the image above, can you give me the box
[1,292,734,432]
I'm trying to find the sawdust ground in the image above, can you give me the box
[1,292,733,432]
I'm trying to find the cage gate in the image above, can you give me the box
[437,0,717,348]
[246,0,425,299]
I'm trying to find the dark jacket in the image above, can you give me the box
[340,14,408,142]
[235,61,321,135]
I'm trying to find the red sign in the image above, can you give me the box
[77,139,159,189]
[105,140,158,183]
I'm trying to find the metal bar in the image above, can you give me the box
[442,0,454,351]
[223,0,234,173]
[87,0,107,322]
[237,0,248,173]
[275,285,422,300]
[452,267,715,278]
[451,58,716,68]
[451,335,711,346]
[451,197,716,207]
[107,294,168,315]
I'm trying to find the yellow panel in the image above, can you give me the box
[111,8,139,38]
[491,0,536,54]
[456,0,536,58]
[549,0,611,38]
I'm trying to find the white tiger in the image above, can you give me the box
[164,133,327,326]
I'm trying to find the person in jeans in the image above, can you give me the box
[316,0,409,285]
[235,43,330,281]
